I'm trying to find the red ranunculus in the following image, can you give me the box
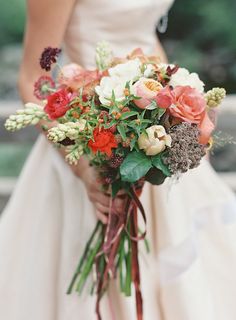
[88,127,118,156]
[44,88,72,120]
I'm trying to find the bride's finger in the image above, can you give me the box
[94,204,108,224]
[91,192,110,207]
[113,197,125,213]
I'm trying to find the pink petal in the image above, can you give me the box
[199,112,215,144]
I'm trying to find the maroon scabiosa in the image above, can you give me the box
[40,47,61,71]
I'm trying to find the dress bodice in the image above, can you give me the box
[64,0,174,68]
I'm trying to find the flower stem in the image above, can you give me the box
[76,237,103,294]
[67,221,102,294]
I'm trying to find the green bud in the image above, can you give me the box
[205,87,226,108]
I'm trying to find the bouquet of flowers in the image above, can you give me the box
[5,42,226,320]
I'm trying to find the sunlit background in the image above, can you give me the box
[0,0,236,212]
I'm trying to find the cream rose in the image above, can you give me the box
[138,125,171,156]
[169,67,205,92]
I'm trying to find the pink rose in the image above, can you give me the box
[132,78,162,109]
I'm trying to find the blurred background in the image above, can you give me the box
[0,0,235,212]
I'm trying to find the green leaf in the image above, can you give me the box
[117,124,127,140]
[130,138,136,151]
[157,108,166,120]
[151,154,171,177]
[146,100,157,110]
[111,89,116,102]
[120,151,152,182]
[111,180,122,198]
[124,237,132,296]
[103,119,116,129]
[145,167,167,185]
[120,111,138,120]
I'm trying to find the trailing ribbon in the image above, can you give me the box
[67,182,147,320]
[95,184,147,320]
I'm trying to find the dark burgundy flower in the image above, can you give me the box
[40,47,61,71]
[166,65,179,77]
[34,75,55,100]
[109,154,124,168]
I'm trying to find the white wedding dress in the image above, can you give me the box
[1,0,236,319]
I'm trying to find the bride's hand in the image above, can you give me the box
[70,157,125,224]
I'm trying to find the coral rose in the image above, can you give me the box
[198,112,215,144]
[156,85,215,144]
[88,128,118,157]
[44,88,73,120]
[132,78,163,109]
[156,86,206,123]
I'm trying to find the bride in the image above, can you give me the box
[1,0,236,319]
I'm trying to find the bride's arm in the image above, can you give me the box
[155,37,168,63]
[19,0,76,103]
[18,0,123,223]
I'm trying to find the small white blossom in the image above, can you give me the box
[5,103,47,131]
[95,41,113,71]
[47,120,86,142]
[143,64,155,78]
[65,144,84,165]
[205,87,226,108]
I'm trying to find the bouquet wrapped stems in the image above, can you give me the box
[67,184,146,320]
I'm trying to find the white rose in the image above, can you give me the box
[108,58,142,81]
[169,67,205,92]
[138,125,171,156]
[95,76,127,106]
[143,64,155,78]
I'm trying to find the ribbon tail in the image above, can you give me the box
[131,205,143,320]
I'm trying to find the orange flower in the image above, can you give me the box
[88,128,118,157]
